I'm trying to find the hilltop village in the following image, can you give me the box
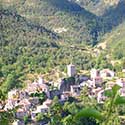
[1,64,125,125]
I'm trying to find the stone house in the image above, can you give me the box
[8,89,20,99]
[18,99,31,111]
[70,85,80,96]
[100,69,115,78]
[97,88,111,103]
[4,99,18,111]
[16,108,29,119]
[90,69,100,79]
[60,91,70,101]
[12,120,25,125]
[117,79,125,96]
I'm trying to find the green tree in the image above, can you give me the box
[48,96,62,125]
[0,109,15,125]
[75,85,125,125]
[79,86,97,108]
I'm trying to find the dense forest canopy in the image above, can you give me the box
[1,0,125,45]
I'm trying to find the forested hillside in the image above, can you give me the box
[2,0,125,45]
[2,0,99,45]
[0,8,94,93]
[72,0,121,15]
[102,22,125,60]
[0,0,125,93]
[0,9,60,92]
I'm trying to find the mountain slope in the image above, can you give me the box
[0,8,94,76]
[105,22,125,60]
[72,0,121,15]
[2,0,125,45]
[0,9,61,66]
[97,21,125,61]
[1,0,101,45]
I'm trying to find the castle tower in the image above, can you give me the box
[67,64,76,77]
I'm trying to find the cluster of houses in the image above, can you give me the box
[3,77,53,125]
[1,64,125,125]
[89,69,125,103]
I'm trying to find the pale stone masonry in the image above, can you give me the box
[67,64,76,77]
